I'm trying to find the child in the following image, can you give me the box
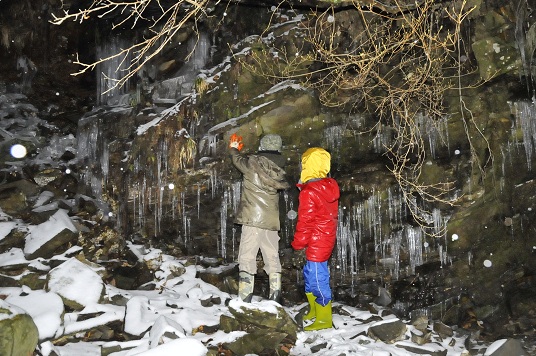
[291,147,340,330]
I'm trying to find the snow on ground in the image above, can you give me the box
[0,10,512,355]
[0,212,479,356]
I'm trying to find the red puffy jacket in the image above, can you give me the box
[291,148,340,262]
[292,177,339,261]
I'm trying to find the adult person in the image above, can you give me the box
[229,133,290,302]
[291,147,340,330]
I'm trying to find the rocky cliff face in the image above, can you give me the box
[2,0,536,344]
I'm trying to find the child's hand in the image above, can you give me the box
[229,133,244,151]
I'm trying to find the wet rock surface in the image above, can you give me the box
[1,0,536,354]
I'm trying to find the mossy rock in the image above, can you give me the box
[447,193,509,252]
[0,305,39,356]
[472,36,520,80]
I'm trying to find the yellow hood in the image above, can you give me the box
[300,147,331,183]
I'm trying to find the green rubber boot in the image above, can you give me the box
[304,301,332,331]
[238,271,254,302]
[303,292,316,321]
[268,272,282,303]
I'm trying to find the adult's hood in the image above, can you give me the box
[300,147,331,184]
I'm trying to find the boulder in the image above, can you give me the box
[0,221,26,254]
[46,257,105,310]
[225,330,290,355]
[367,318,407,343]
[484,338,529,356]
[124,296,157,336]
[0,186,28,216]
[220,299,299,354]
[24,209,78,260]
[32,168,63,188]
[0,300,39,356]
[433,321,454,338]
[226,299,298,340]
[0,248,30,272]
[0,180,40,215]
[148,315,186,348]
[5,289,64,340]
[395,341,447,356]
[411,328,432,345]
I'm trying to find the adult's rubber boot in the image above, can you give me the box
[238,271,254,302]
[303,292,316,321]
[304,301,332,331]
[268,272,282,303]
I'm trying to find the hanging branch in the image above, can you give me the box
[239,0,479,235]
[51,0,214,93]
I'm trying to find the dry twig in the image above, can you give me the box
[51,0,214,93]
[240,0,480,234]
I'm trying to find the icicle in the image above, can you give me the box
[323,125,344,157]
[171,193,177,221]
[336,207,349,279]
[365,191,383,253]
[282,190,296,244]
[352,204,363,245]
[90,174,102,201]
[220,188,229,258]
[393,300,408,316]
[170,192,179,240]
[210,168,219,198]
[153,142,167,236]
[132,185,137,230]
[388,186,405,228]
[16,55,37,93]
[154,187,160,237]
[179,191,186,217]
[179,32,211,93]
[162,139,169,173]
[232,226,237,260]
[198,134,218,158]
[338,205,360,280]
[197,185,201,219]
[514,1,530,89]
[140,179,146,229]
[372,125,390,153]
[391,230,403,280]
[101,139,109,187]
[231,181,241,213]
[509,100,536,170]
[77,116,99,192]
[432,208,444,237]
[184,216,191,243]
[415,112,449,158]
[96,36,132,105]
[209,134,218,157]
[500,146,506,193]
[405,226,423,274]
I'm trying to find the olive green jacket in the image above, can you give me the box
[230,148,290,230]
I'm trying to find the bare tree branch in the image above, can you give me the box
[51,0,213,93]
[239,0,482,234]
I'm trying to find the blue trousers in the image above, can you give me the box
[303,260,332,306]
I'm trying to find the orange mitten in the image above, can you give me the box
[229,133,244,151]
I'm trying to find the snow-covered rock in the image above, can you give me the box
[46,257,105,310]
[24,209,78,259]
